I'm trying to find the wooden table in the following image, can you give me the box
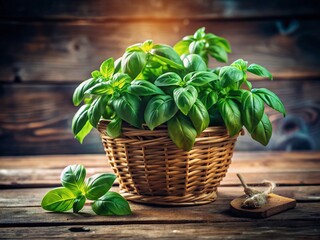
[0,152,319,239]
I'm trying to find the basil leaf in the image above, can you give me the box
[251,113,272,146]
[144,95,178,130]
[150,44,183,69]
[252,88,286,116]
[121,50,147,79]
[72,78,96,106]
[88,96,107,127]
[183,54,207,73]
[73,195,86,213]
[111,73,132,89]
[85,82,113,95]
[61,164,86,193]
[154,72,182,87]
[247,64,273,80]
[128,80,165,96]
[106,116,122,138]
[189,41,205,54]
[173,85,198,115]
[91,70,101,78]
[173,40,192,56]
[112,93,142,128]
[199,89,218,109]
[168,114,197,151]
[114,57,122,73]
[100,58,114,79]
[92,191,132,216]
[241,91,265,133]
[208,46,228,63]
[188,99,210,134]
[231,59,248,72]
[205,34,231,53]
[186,71,218,86]
[85,173,116,200]
[41,187,77,212]
[194,27,206,39]
[219,66,244,88]
[218,98,242,137]
[72,105,93,143]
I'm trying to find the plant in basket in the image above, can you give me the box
[72,27,286,205]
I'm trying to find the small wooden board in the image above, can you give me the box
[230,193,296,218]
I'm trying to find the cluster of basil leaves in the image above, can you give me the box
[41,164,131,215]
[72,27,286,151]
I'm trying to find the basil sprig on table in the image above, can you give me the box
[41,164,131,216]
[72,27,286,150]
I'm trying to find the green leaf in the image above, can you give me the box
[106,116,122,138]
[112,93,142,128]
[199,89,218,109]
[128,80,165,96]
[189,41,205,54]
[251,113,272,146]
[111,73,132,89]
[168,114,197,151]
[100,58,114,79]
[188,99,210,134]
[144,95,178,130]
[91,70,101,78]
[41,187,77,212]
[72,105,93,143]
[247,64,273,80]
[85,173,116,200]
[241,91,265,133]
[173,85,198,115]
[218,98,242,137]
[231,59,248,72]
[194,27,206,39]
[88,96,107,127]
[208,46,228,62]
[173,40,192,56]
[73,195,86,213]
[154,72,183,87]
[60,164,86,193]
[219,66,244,88]
[219,66,243,87]
[252,88,286,116]
[151,44,184,69]
[72,78,96,106]
[85,82,113,95]
[92,191,132,216]
[185,71,218,86]
[121,50,147,79]
[205,34,231,53]
[183,54,207,73]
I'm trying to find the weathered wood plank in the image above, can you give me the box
[1,20,320,82]
[1,186,319,207]
[1,0,319,20]
[0,222,319,239]
[0,201,319,227]
[1,152,319,187]
[1,81,320,155]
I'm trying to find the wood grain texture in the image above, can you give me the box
[1,80,320,155]
[1,152,319,187]
[1,20,320,82]
[1,0,319,20]
[0,222,319,239]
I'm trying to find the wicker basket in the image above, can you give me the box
[98,120,240,206]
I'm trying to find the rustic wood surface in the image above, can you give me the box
[1,0,319,20]
[1,20,319,82]
[0,152,319,239]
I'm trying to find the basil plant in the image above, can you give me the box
[72,27,285,151]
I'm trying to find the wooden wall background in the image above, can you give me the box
[0,0,320,155]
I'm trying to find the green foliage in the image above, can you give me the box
[41,165,131,216]
[72,27,286,149]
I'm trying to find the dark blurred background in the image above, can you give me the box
[0,0,320,156]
